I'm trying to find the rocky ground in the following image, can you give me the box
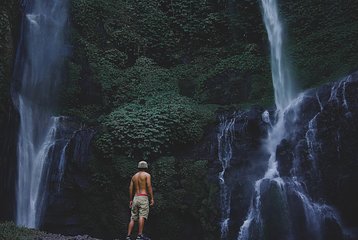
[0,222,100,240]
[32,234,99,240]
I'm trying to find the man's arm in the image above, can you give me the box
[147,174,154,206]
[129,178,134,208]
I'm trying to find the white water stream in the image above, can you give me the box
[237,1,345,239]
[15,0,69,228]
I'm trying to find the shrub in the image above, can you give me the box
[98,95,214,159]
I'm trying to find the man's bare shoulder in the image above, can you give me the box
[132,172,140,179]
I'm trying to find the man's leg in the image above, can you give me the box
[138,217,145,235]
[127,219,135,236]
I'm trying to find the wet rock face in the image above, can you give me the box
[210,71,358,239]
[310,73,358,228]
[209,107,270,239]
[42,118,95,236]
[278,71,358,228]
[260,179,292,240]
[0,0,20,222]
[0,105,18,221]
[276,139,293,177]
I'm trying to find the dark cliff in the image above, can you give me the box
[214,71,358,239]
[0,0,20,222]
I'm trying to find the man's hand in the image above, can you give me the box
[129,200,133,208]
[150,199,154,207]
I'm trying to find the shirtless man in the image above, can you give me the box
[126,161,154,240]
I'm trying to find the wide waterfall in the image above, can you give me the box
[12,0,69,228]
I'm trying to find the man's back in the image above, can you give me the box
[132,171,150,195]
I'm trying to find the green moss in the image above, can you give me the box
[0,222,41,240]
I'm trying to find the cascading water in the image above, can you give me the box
[255,0,295,193]
[237,2,295,238]
[218,115,236,239]
[13,0,69,228]
[237,1,349,239]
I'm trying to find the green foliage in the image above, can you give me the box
[146,157,219,239]
[63,0,273,126]
[150,157,182,212]
[0,222,39,240]
[80,153,219,239]
[179,160,220,236]
[227,0,265,44]
[71,0,175,64]
[99,96,214,159]
[193,45,271,103]
[101,57,179,107]
[164,0,227,49]
[60,62,81,107]
[78,155,134,238]
[93,132,113,159]
[69,0,266,67]
[281,0,358,87]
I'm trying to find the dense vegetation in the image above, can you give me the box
[59,1,271,238]
[1,0,358,239]
[281,0,358,88]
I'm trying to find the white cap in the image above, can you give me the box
[138,161,148,169]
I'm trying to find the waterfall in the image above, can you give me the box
[261,0,294,112]
[218,114,236,239]
[255,0,294,198]
[237,1,348,239]
[13,0,69,228]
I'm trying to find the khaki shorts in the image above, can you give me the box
[131,196,149,221]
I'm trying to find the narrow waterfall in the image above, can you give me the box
[260,0,294,112]
[218,115,236,239]
[13,0,69,228]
